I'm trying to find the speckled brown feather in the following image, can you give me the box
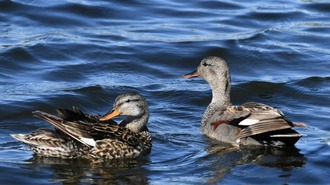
[11,105,151,160]
[11,129,66,147]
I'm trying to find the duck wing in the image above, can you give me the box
[56,106,117,125]
[237,102,296,138]
[33,110,97,147]
[238,117,293,139]
[209,102,295,138]
[33,110,141,148]
[207,105,250,130]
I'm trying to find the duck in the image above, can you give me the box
[11,92,151,160]
[184,56,303,147]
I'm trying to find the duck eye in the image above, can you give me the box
[126,99,131,103]
[203,62,210,67]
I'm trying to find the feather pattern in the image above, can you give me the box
[11,92,152,160]
[184,56,303,146]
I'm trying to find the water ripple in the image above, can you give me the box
[1,0,330,184]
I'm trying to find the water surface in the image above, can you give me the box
[1,0,329,184]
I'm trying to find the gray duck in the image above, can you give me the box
[184,56,303,146]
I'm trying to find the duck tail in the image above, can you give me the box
[269,129,303,146]
[10,134,29,144]
[293,122,308,128]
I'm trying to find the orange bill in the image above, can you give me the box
[183,69,200,78]
[99,108,121,121]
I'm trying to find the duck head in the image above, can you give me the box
[184,56,231,105]
[100,92,149,132]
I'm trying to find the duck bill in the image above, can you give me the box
[99,108,121,121]
[183,69,200,78]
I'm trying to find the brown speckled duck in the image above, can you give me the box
[11,92,151,160]
[184,56,303,147]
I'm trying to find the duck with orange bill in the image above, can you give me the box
[11,92,151,160]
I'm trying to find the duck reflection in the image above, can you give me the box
[204,138,306,183]
[23,156,150,185]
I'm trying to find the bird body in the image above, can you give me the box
[184,56,303,146]
[11,92,151,160]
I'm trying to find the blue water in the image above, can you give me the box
[1,0,329,184]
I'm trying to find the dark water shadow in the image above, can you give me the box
[21,156,151,185]
[204,139,306,184]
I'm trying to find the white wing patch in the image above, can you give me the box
[238,118,259,126]
[81,137,96,147]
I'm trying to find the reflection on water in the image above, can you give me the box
[19,141,306,185]
[204,139,306,183]
[24,157,150,185]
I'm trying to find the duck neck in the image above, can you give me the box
[123,111,149,133]
[202,76,231,127]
